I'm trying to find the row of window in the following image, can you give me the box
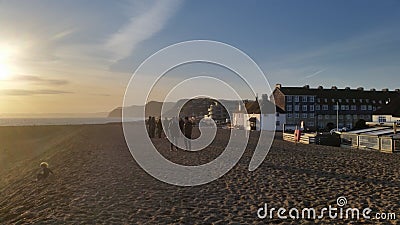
[286,96,385,104]
[286,104,376,111]
[287,114,371,120]
[286,96,315,103]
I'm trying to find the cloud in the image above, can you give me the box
[105,0,182,61]
[304,69,326,79]
[1,89,72,96]
[14,75,69,85]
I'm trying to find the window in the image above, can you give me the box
[332,99,336,103]
[315,105,321,111]
[286,105,293,111]
[308,121,315,127]
[378,116,386,123]
[373,106,376,111]
[302,113,308,118]
[379,100,382,104]
[338,99,342,103]
[361,105,367,111]
[333,105,338,111]
[276,112,280,117]
[353,99,356,103]
[368,105,372,111]
[351,105,357,111]
[346,115,352,119]
[359,99,363,103]
[276,121,281,126]
[318,115,323,119]
[360,115,364,119]
[302,96,308,102]
[341,105,346,110]
[366,99,370,103]
[287,113,293,118]
[294,105,300,111]
[287,96,293,102]
[302,105,308,111]
[310,113,315,118]
[317,98,321,103]
[294,96,300,102]
[309,105,315,111]
[295,113,300,118]
[339,115,343,119]
[346,99,349,103]
[309,96,315,102]
[353,115,358,119]
[345,105,349,110]
[325,115,330,119]
[324,98,328,103]
[322,105,329,110]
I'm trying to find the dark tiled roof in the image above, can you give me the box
[277,87,400,100]
[374,97,400,117]
[245,100,285,114]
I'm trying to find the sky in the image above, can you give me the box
[0,0,399,115]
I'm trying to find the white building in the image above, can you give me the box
[232,100,286,131]
[371,97,400,126]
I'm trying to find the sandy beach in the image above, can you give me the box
[1,123,399,224]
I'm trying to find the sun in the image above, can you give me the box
[0,46,15,80]
[0,62,11,80]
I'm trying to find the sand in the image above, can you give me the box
[0,123,399,224]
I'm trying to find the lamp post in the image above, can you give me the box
[336,101,339,131]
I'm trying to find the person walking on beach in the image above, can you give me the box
[156,118,163,138]
[148,116,156,138]
[179,117,184,134]
[168,117,179,151]
[183,117,193,150]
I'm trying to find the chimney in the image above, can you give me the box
[357,87,364,91]
[275,84,282,89]
[318,86,323,90]
[303,85,310,89]
[370,88,376,91]
[382,88,389,92]
[345,87,351,90]
[331,86,337,90]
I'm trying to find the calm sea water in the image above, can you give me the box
[0,117,143,126]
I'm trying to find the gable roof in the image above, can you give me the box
[374,97,400,117]
[241,100,285,114]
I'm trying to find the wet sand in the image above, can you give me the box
[0,123,399,224]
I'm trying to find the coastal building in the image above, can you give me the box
[272,84,400,131]
[371,96,400,125]
[207,100,241,124]
[232,99,286,131]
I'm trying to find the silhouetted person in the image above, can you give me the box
[148,116,156,138]
[179,117,184,134]
[36,162,54,181]
[156,118,163,138]
[184,117,193,150]
[168,117,179,151]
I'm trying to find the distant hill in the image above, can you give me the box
[108,98,217,118]
[108,101,175,118]
[108,98,244,119]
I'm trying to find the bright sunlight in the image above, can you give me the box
[0,44,17,80]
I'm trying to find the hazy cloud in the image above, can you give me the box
[106,0,182,61]
[304,69,326,79]
[14,75,69,85]
[1,89,72,96]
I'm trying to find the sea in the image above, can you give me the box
[0,117,143,127]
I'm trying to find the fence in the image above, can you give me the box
[283,132,316,144]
